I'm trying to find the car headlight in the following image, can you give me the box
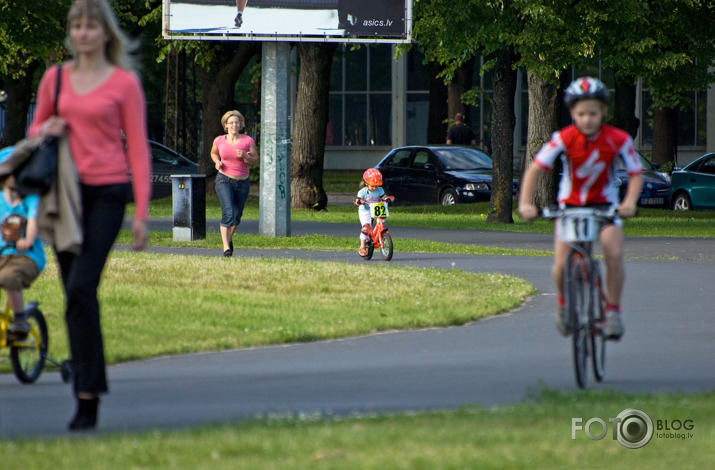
[463,183,489,191]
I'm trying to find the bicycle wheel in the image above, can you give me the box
[380,231,393,261]
[363,238,374,260]
[10,307,48,384]
[567,252,589,389]
[590,262,606,382]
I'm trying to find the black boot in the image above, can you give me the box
[68,396,99,431]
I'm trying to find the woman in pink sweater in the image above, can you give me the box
[210,110,258,257]
[28,0,151,431]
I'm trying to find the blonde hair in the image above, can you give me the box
[221,110,245,132]
[65,0,138,72]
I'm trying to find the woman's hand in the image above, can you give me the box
[41,116,67,138]
[132,219,148,251]
[236,149,250,163]
[215,160,222,171]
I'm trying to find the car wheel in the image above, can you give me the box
[672,193,692,211]
[440,189,458,205]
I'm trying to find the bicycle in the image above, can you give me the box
[1,296,49,383]
[543,206,616,389]
[357,197,394,261]
[1,294,74,384]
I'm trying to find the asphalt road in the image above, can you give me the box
[1,218,713,438]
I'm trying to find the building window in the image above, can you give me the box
[406,48,430,145]
[328,44,393,147]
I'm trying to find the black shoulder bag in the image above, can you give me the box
[15,65,62,195]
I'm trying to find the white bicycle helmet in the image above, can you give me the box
[564,77,609,107]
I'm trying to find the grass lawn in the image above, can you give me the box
[10,251,535,368]
[2,387,712,469]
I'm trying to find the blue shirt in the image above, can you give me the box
[356,186,386,215]
[0,193,46,272]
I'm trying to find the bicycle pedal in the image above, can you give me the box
[6,331,28,342]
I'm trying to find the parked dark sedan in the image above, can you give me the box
[147,141,200,199]
[616,152,671,208]
[670,153,715,211]
[127,141,201,200]
[375,146,516,205]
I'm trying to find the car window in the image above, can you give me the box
[433,147,493,170]
[410,150,434,169]
[700,157,715,175]
[383,149,411,168]
[617,153,651,171]
[152,146,179,166]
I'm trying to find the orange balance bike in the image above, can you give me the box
[358,197,394,261]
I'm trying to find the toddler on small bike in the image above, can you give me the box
[0,147,46,340]
[353,168,394,257]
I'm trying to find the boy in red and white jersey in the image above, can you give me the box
[519,77,643,340]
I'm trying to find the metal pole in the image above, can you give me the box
[259,41,291,237]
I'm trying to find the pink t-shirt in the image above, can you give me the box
[28,64,151,220]
[213,134,254,179]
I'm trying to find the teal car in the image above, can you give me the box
[670,153,715,211]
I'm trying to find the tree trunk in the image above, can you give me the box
[523,71,561,209]
[652,106,678,167]
[486,49,516,224]
[427,60,448,144]
[198,42,259,192]
[447,56,475,126]
[291,42,338,210]
[0,60,40,148]
[612,75,639,139]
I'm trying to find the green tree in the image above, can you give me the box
[635,1,714,166]
[291,42,338,211]
[0,0,69,147]
[413,0,522,223]
[515,0,603,208]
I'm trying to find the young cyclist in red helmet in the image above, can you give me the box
[518,77,644,341]
[353,168,392,256]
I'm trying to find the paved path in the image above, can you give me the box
[144,217,715,261]
[1,219,713,438]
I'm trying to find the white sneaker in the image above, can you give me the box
[604,309,624,341]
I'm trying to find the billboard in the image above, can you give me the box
[163,0,412,43]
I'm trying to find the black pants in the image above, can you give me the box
[55,183,129,395]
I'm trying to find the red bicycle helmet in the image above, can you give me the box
[363,168,383,187]
[564,77,609,107]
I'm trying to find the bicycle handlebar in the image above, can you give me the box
[541,206,617,220]
[354,196,394,207]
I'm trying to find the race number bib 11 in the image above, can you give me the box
[370,202,389,219]
[558,214,599,242]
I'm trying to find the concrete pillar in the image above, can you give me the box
[259,41,291,237]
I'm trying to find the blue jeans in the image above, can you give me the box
[215,173,250,227]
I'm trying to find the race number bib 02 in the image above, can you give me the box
[370,202,389,219]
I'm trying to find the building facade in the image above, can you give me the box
[323,44,715,172]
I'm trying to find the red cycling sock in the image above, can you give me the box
[606,303,621,313]
[557,295,565,307]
